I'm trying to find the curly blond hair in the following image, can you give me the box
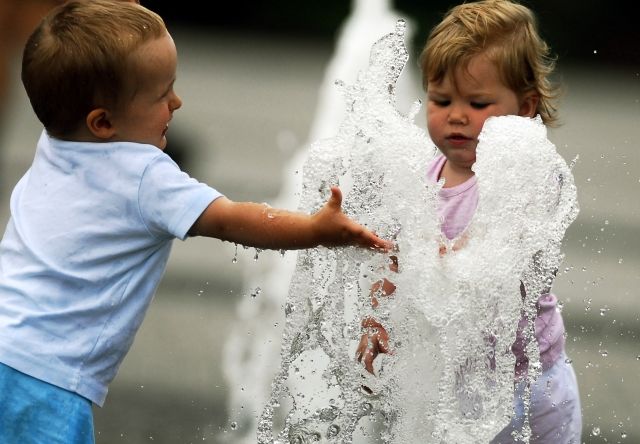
[419,0,560,125]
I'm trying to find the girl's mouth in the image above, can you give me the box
[446,134,471,146]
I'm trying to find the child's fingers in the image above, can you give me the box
[328,186,342,209]
[356,334,367,362]
[363,352,375,374]
[355,333,376,374]
[377,335,391,355]
[380,277,396,296]
[322,186,394,251]
[355,325,392,375]
[358,229,394,252]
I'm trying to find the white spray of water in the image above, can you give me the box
[254,20,578,444]
[255,19,436,444]
[221,2,416,443]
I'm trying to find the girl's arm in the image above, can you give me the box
[189,186,392,251]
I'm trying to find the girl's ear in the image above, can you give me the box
[518,91,540,118]
[86,108,115,140]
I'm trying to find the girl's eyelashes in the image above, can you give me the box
[430,99,451,107]
[428,98,490,109]
[471,102,490,109]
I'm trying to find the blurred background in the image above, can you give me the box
[0,1,638,443]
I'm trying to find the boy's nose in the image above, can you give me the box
[171,94,183,111]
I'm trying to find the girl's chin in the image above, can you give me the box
[450,154,476,167]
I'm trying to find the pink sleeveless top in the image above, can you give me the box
[427,154,566,377]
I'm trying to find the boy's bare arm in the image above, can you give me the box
[189,186,392,251]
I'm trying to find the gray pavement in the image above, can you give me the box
[1,27,639,444]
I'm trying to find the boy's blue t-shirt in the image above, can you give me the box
[0,131,222,406]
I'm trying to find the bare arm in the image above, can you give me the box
[189,186,392,251]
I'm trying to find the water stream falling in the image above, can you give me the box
[223,5,578,444]
[222,2,415,442]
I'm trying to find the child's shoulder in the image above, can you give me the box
[39,132,171,179]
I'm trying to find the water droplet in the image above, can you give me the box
[591,426,601,436]
[621,431,628,439]
[599,349,608,357]
[326,424,340,438]
[319,407,338,421]
[599,307,609,316]
[618,258,624,264]
[284,303,294,316]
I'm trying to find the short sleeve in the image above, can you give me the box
[138,155,222,240]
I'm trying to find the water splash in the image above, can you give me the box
[256,19,578,444]
[256,20,438,443]
[221,2,416,443]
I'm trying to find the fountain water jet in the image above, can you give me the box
[253,19,443,443]
[221,1,417,443]
[224,5,578,444]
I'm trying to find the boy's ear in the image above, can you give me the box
[518,91,540,118]
[86,108,115,140]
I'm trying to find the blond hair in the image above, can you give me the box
[21,0,167,137]
[419,0,559,125]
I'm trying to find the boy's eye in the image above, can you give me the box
[471,102,489,109]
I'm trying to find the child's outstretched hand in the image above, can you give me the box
[311,186,392,251]
[189,186,393,252]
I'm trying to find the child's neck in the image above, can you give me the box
[439,160,475,188]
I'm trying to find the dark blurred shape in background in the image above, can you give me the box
[150,0,638,69]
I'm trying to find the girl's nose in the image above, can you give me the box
[448,105,468,125]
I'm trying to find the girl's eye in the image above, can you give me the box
[431,99,450,107]
[471,102,489,109]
